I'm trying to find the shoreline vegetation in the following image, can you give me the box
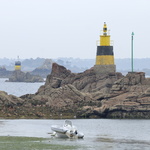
[0,136,80,150]
[0,113,77,120]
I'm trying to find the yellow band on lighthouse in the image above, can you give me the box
[15,61,21,71]
[100,35,110,46]
[96,22,114,66]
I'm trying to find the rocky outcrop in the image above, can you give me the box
[0,91,24,118]
[79,72,150,118]
[35,64,150,119]
[44,63,123,92]
[6,70,44,82]
[0,91,23,106]
[21,63,122,118]
[1,63,150,119]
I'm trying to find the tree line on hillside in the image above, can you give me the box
[1,58,150,76]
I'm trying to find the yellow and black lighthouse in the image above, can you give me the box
[15,57,21,71]
[94,22,116,73]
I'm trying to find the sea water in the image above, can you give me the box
[0,78,44,96]
[0,78,150,149]
[0,119,150,150]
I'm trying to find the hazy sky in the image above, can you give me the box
[0,0,150,59]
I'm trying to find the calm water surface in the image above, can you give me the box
[0,119,150,150]
[0,78,44,96]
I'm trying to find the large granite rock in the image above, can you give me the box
[0,91,24,118]
[78,72,150,118]
[21,63,121,118]
[36,64,150,119]
[7,70,44,82]
[44,63,123,92]
[0,91,23,106]
[1,63,150,119]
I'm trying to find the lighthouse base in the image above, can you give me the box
[94,65,116,74]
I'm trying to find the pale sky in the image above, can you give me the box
[0,0,150,59]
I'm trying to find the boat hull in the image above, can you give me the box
[51,120,84,138]
[51,125,68,138]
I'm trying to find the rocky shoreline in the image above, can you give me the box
[0,63,150,119]
[6,70,44,82]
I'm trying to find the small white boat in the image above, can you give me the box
[51,120,84,138]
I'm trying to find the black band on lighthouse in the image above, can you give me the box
[97,46,113,56]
